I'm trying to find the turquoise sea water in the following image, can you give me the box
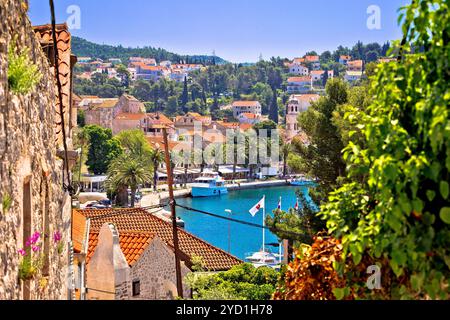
[173,185,312,260]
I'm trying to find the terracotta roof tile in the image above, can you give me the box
[33,23,73,142]
[146,113,174,125]
[72,210,87,253]
[76,208,242,271]
[288,76,311,82]
[115,113,146,121]
[232,101,260,107]
[87,231,154,266]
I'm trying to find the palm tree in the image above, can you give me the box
[107,154,152,207]
[149,148,165,191]
[281,142,292,177]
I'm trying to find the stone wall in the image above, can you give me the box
[85,107,114,130]
[129,237,191,300]
[0,0,72,299]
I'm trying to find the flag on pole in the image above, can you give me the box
[277,197,282,210]
[294,198,299,210]
[249,196,265,217]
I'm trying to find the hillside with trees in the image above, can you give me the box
[72,36,228,65]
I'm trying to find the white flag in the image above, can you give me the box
[249,196,265,217]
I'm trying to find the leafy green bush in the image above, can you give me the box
[320,0,450,299]
[7,41,42,94]
[185,263,280,300]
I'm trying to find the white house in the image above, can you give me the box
[310,70,334,82]
[237,112,261,125]
[289,63,309,76]
[344,71,363,83]
[305,55,321,70]
[287,76,312,94]
[232,101,262,119]
[347,60,363,72]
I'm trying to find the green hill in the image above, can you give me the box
[71,36,228,65]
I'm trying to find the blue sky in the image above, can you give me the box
[29,0,408,63]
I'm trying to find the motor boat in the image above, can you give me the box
[191,172,228,197]
[245,249,282,269]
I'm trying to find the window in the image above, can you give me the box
[132,280,141,296]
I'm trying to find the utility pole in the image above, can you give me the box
[163,128,183,298]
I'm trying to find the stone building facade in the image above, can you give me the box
[85,223,190,300]
[0,1,76,299]
[82,94,147,135]
[73,208,242,300]
[128,235,191,300]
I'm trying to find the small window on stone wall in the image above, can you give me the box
[132,280,140,296]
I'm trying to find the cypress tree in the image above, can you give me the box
[181,76,189,113]
[269,90,279,124]
[322,69,329,87]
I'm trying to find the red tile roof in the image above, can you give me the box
[305,55,319,62]
[288,76,311,83]
[348,60,363,68]
[75,208,242,271]
[146,113,173,125]
[33,23,73,142]
[291,94,320,102]
[146,136,185,152]
[72,210,87,253]
[87,231,155,266]
[115,113,146,121]
[240,113,258,119]
[232,101,261,107]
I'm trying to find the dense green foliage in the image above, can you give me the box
[106,130,154,206]
[185,263,280,300]
[266,190,325,245]
[292,79,349,194]
[7,41,41,94]
[83,125,123,175]
[320,0,450,299]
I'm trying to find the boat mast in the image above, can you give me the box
[262,195,266,254]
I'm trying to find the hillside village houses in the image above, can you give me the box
[76,55,204,83]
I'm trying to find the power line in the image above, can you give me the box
[175,203,307,239]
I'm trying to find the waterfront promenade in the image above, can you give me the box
[139,179,291,207]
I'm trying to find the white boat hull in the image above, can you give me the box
[191,186,228,197]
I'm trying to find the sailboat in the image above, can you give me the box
[244,196,283,269]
